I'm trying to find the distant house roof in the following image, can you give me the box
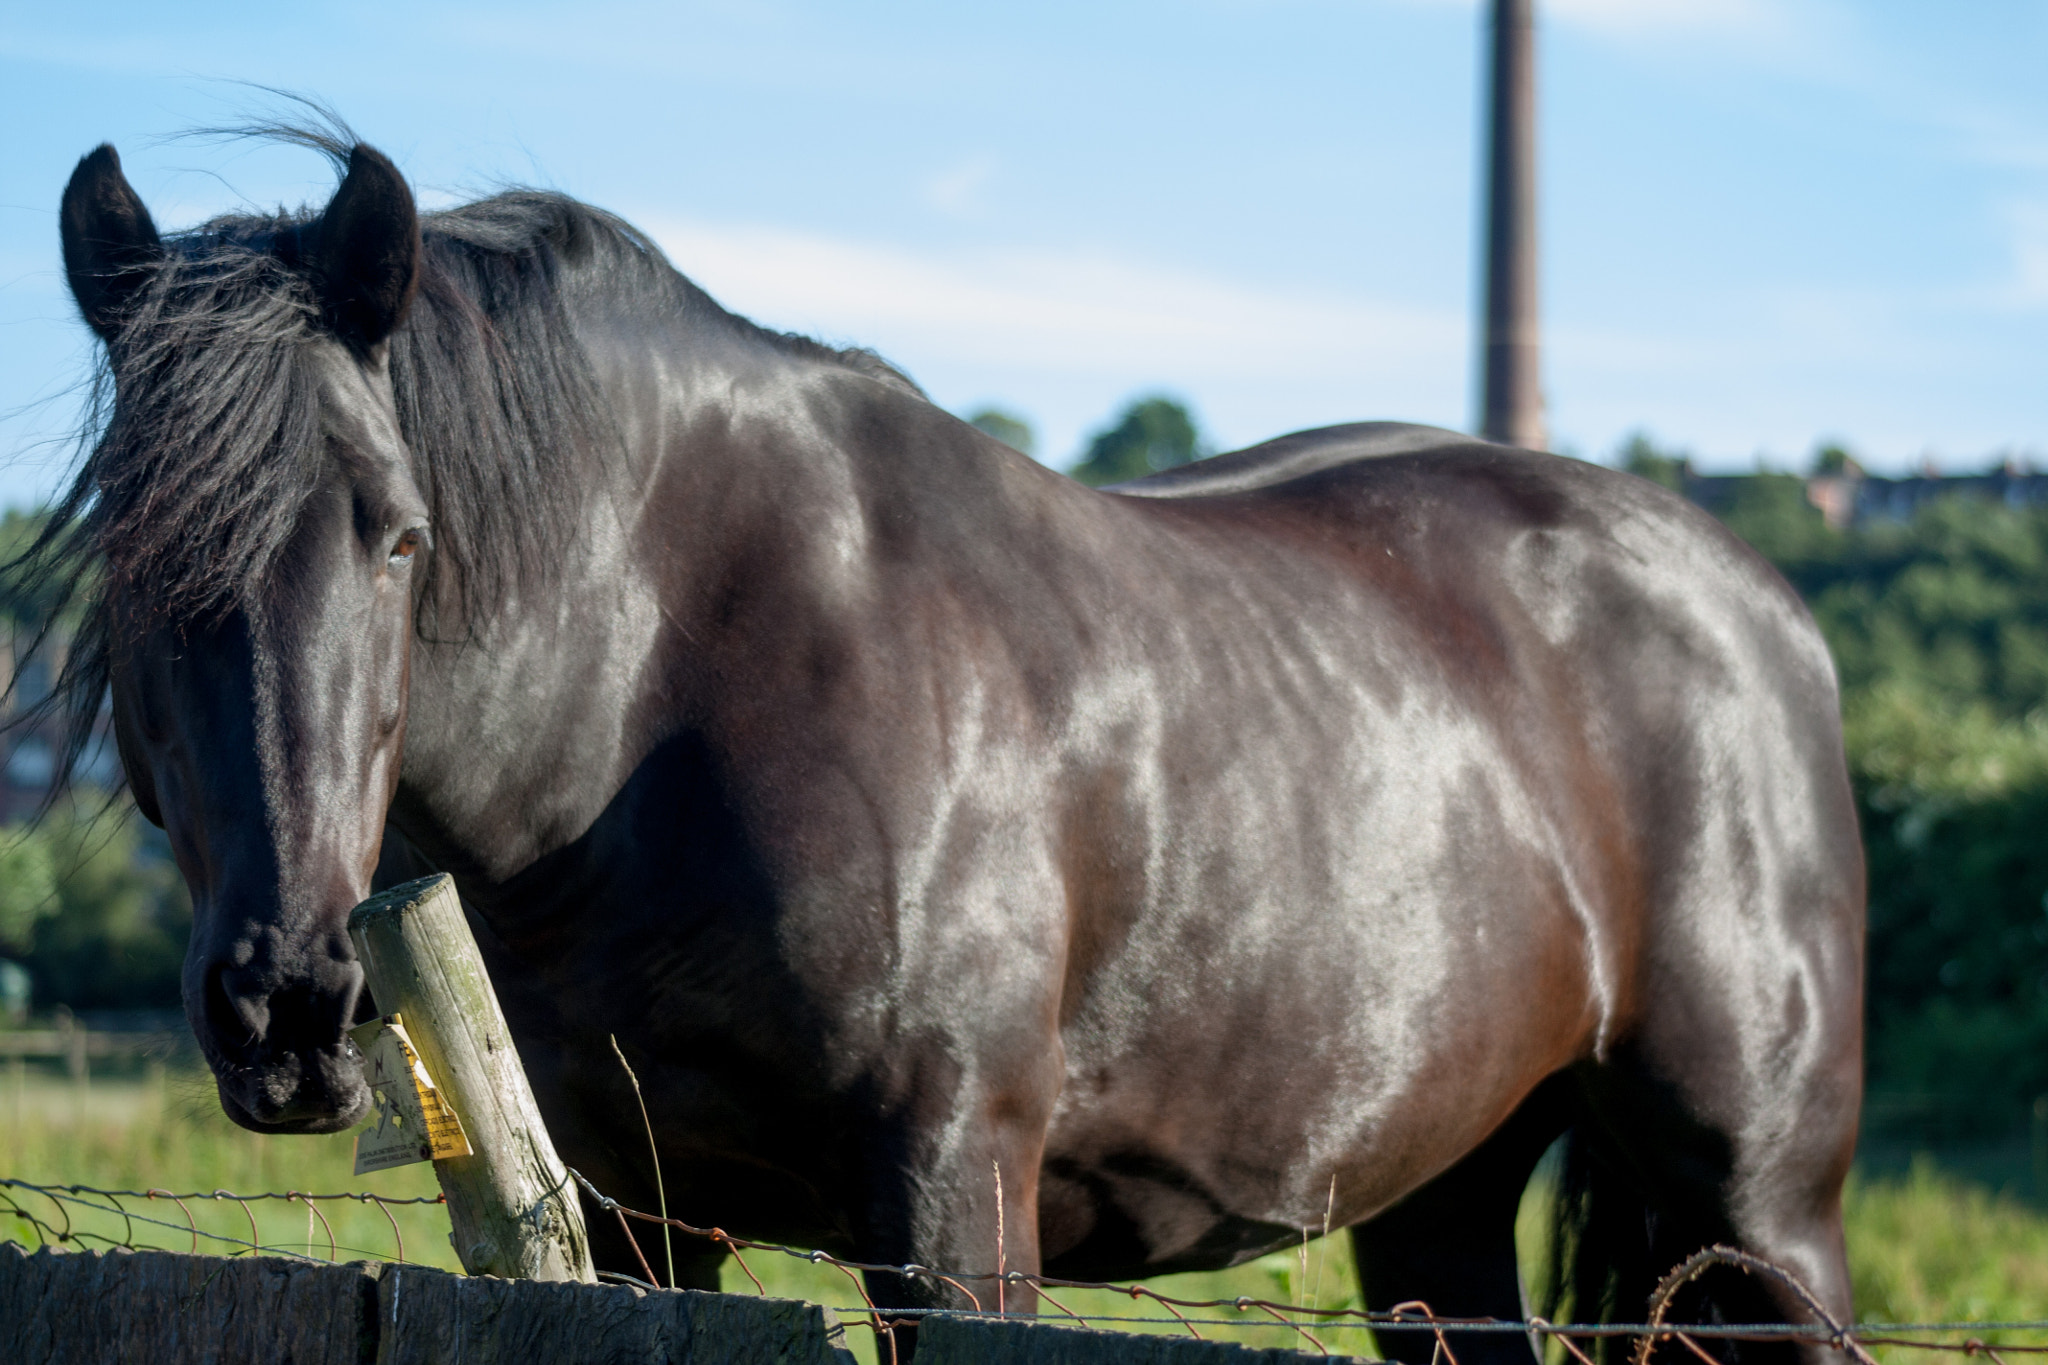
[1807,464,2048,529]
[1662,460,2048,532]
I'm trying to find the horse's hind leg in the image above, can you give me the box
[1351,1078,1573,1365]
[1573,998,1860,1365]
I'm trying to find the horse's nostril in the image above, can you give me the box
[203,962,268,1055]
[268,980,349,1047]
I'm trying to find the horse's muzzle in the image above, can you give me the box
[212,1040,372,1134]
[196,954,372,1134]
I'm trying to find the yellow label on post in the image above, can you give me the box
[351,1013,472,1175]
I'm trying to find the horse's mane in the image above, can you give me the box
[5,124,921,798]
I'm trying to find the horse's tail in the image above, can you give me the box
[1539,1127,1668,1365]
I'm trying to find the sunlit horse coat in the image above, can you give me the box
[39,131,1863,1361]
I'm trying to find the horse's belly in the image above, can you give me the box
[1038,865,1602,1279]
[1036,1148,1305,1280]
[1034,1063,1527,1283]
[1035,1053,1532,1283]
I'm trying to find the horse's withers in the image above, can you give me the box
[65,145,429,1133]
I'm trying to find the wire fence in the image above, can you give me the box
[8,1173,2048,1363]
[1,1177,445,1265]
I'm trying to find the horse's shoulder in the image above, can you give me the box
[1105,422,1478,499]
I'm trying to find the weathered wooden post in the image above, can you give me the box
[347,873,596,1283]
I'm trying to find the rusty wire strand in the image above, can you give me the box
[0,1180,443,1206]
[365,1191,408,1262]
[0,1179,440,1266]
[1533,1315,1603,1365]
[1255,1296,1332,1356]
[209,1190,260,1253]
[288,1192,337,1261]
[3,1191,400,1266]
[1137,1281,1205,1339]
[1032,1280,1081,1327]
[558,1167,2048,1350]
[145,1189,199,1254]
[1390,1299,1463,1365]
[12,1174,2048,1358]
[609,1203,659,1289]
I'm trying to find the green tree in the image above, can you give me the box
[1717,469,1841,570]
[6,801,190,1011]
[1811,442,1861,477]
[1616,430,1689,493]
[1067,396,1207,487]
[1796,500,2048,719]
[966,407,1036,457]
[0,823,58,955]
[1844,685,2048,1136]
[0,508,86,643]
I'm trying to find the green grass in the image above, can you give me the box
[8,1067,2048,1362]
[1846,1161,2048,1334]
[1,1063,456,1270]
[727,1219,1375,1361]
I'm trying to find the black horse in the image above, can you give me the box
[36,129,1862,1361]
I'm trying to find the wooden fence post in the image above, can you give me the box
[348,873,596,1283]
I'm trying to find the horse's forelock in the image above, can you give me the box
[88,238,327,621]
[45,190,622,629]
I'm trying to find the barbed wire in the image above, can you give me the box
[7,1172,2048,1363]
[0,1177,444,1264]
[564,1169,2048,1363]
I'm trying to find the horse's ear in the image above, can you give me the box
[60,145,163,343]
[311,144,420,350]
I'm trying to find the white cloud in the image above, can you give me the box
[644,217,1461,385]
[921,155,997,219]
[1393,0,1791,42]
[2010,204,2048,309]
[1546,270,2048,471]
[637,217,1469,461]
[1544,0,1781,38]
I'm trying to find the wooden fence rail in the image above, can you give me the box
[1,1243,1355,1364]
[0,1029,180,1070]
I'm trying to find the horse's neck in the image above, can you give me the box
[395,330,1015,890]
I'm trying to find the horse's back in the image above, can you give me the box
[1098,422,1831,707]
[1108,421,1480,499]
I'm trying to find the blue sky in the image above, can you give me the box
[2,0,2044,509]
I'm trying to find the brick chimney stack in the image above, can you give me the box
[1479,0,1543,450]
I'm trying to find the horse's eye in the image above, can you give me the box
[390,528,423,564]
